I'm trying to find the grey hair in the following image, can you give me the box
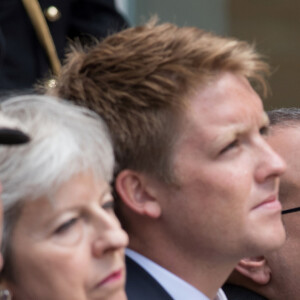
[0,95,114,273]
[268,107,300,127]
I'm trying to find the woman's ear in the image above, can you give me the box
[0,280,13,300]
[115,169,161,218]
[234,256,271,285]
[0,288,12,300]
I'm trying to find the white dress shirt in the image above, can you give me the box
[126,249,227,300]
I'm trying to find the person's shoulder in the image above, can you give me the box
[125,256,173,300]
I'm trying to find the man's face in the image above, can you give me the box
[155,72,286,263]
[263,125,300,299]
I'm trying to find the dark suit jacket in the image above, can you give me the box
[223,284,268,300]
[0,0,128,91]
[126,256,174,300]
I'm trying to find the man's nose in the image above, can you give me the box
[254,139,286,183]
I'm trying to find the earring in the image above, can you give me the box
[0,289,11,300]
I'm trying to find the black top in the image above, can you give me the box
[126,256,174,300]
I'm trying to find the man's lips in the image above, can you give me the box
[96,269,123,288]
[252,194,282,211]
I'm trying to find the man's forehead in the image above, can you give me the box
[184,100,268,134]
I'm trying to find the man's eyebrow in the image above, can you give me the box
[208,112,270,151]
[212,124,248,147]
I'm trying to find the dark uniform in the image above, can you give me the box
[0,0,128,92]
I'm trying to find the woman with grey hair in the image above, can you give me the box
[0,95,128,300]
[0,112,29,283]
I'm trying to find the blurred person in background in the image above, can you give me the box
[0,95,128,300]
[0,0,128,93]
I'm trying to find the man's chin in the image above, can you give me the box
[247,223,286,256]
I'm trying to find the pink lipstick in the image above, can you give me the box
[98,269,123,287]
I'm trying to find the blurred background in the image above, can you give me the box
[117,0,300,109]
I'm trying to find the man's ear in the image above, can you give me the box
[234,256,271,285]
[115,169,161,218]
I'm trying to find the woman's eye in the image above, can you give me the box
[220,140,239,154]
[55,218,78,234]
[259,125,269,136]
[102,200,115,212]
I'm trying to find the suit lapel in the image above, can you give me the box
[126,256,174,300]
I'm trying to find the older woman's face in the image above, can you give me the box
[7,171,128,300]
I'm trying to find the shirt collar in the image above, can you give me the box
[126,249,227,300]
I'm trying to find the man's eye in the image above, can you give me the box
[55,218,78,234]
[220,140,239,154]
[259,126,269,136]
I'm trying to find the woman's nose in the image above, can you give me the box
[92,214,129,258]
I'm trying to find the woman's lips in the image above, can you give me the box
[97,269,123,287]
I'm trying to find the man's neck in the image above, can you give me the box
[129,239,236,300]
[126,249,211,300]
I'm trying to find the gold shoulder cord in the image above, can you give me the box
[21,0,61,76]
